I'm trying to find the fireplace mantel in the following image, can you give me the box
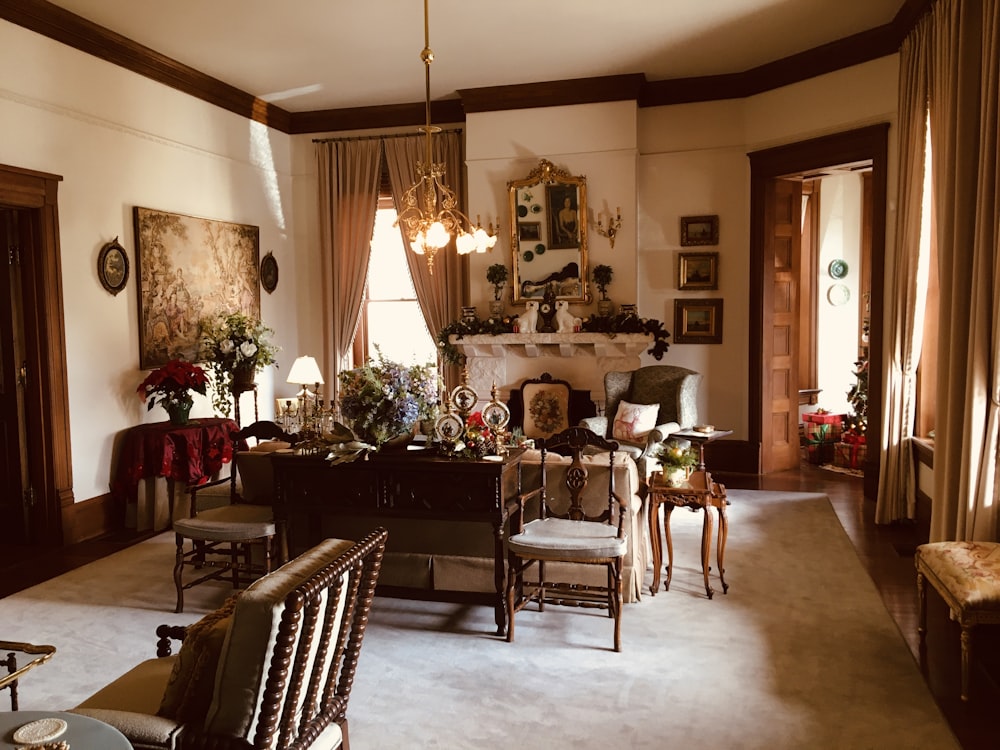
[449,332,652,360]
[449,333,652,404]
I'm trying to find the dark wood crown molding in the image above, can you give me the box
[1,0,935,135]
[0,0,291,131]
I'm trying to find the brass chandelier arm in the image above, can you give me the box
[393,0,497,274]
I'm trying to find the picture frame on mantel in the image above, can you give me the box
[674,298,723,344]
[134,206,260,369]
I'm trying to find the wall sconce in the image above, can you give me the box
[595,207,622,249]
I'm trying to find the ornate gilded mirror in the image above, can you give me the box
[508,159,589,304]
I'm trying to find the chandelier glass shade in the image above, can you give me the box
[394,0,497,274]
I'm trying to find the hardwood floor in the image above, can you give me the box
[1,462,997,747]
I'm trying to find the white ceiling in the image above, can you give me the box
[45,0,905,113]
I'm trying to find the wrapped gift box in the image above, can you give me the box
[802,412,844,443]
[806,442,835,465]
[834,441,867,469]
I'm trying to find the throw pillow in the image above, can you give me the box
[612,401,660,443]
[158,593,240,724]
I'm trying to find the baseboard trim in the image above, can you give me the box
[62,492,118,544]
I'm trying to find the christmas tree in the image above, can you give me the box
[845,355,868,437]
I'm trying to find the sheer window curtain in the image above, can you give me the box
[926,0,1000,541]
[315,139,381,404]
[875,14,932,524]
[383,131,467,390]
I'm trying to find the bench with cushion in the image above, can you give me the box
[915,540,1000,701]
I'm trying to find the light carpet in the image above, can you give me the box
[0,490,957,749]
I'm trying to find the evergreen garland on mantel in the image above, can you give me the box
[436,313,670,365]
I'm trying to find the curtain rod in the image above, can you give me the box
[312,127,462,144]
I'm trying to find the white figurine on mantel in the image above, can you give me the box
[517,301,539,333]
[555,300,581,333]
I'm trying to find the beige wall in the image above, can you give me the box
[0,21,298,501]
[0,15,899,504]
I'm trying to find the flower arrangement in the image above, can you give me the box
[338,350,440,449]
[443,411,499,459]
[652,438,698,486]
[486,263,509,301]
[652,439,698,469]
[137,359,209,423]
[199,311,279,415]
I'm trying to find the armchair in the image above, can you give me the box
[580,365,702,481]
[72,530,387,750]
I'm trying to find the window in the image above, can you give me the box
[355,200,437,367]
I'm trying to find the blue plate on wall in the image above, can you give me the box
[828,259,849,279]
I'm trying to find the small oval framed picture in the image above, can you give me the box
[260,251,279,294]
[98,237,129,295]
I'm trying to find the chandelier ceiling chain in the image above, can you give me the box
[394,0,497,274]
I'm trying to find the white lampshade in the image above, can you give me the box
[286,355,324,385]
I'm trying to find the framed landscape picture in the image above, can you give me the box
[134,207,260,369]
[680,215,719,246]
[674,298,724,344]
[678,252,719,290]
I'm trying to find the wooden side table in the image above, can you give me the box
[647,470,729,599]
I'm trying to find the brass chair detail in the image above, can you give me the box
[505,427,628,651]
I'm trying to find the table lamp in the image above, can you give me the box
[286,355,324,426]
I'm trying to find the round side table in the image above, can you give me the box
[0,710,130,749]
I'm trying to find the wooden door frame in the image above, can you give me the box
[0,163,73,544]
[748,124,888,497]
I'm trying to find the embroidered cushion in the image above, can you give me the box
[612,401,660,443]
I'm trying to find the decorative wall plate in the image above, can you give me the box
[260,251,279,293]
[828,258,849,279]
[98,236,129,295]
[827,283,851,306]
[522,250,534,262]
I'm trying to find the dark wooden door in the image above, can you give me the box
[0,208,29,543]
[761,178,802,473]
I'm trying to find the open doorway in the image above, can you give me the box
[748,124,888,498]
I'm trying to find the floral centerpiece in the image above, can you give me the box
[651,438,698,486]
[338,351,440,449]
[137,359,209,425]
[199,311,279,415]
[441,411,500,459]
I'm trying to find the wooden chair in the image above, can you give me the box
[505,427,629,651]
[508,372,595,440]
[73,530,387,750]
[171,420,298,613]
[916,541,1000,701]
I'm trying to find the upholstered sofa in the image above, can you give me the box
[71,530,387,750]
[324,449,648,603]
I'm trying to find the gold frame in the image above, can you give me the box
[678,252,719,290]
[508,159,589,304]
[674,298,724,344]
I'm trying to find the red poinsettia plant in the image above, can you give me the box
[137,359,209,412]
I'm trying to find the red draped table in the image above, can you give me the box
[111,418,238,531]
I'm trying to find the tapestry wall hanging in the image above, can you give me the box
[134,207,260,369]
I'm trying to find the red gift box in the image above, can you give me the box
[802,412,844,443]
[834,441,867,469]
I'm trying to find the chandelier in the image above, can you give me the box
[394,0,497,274]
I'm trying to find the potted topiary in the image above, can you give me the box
[592,264,614,316]
[486,263,508,317]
